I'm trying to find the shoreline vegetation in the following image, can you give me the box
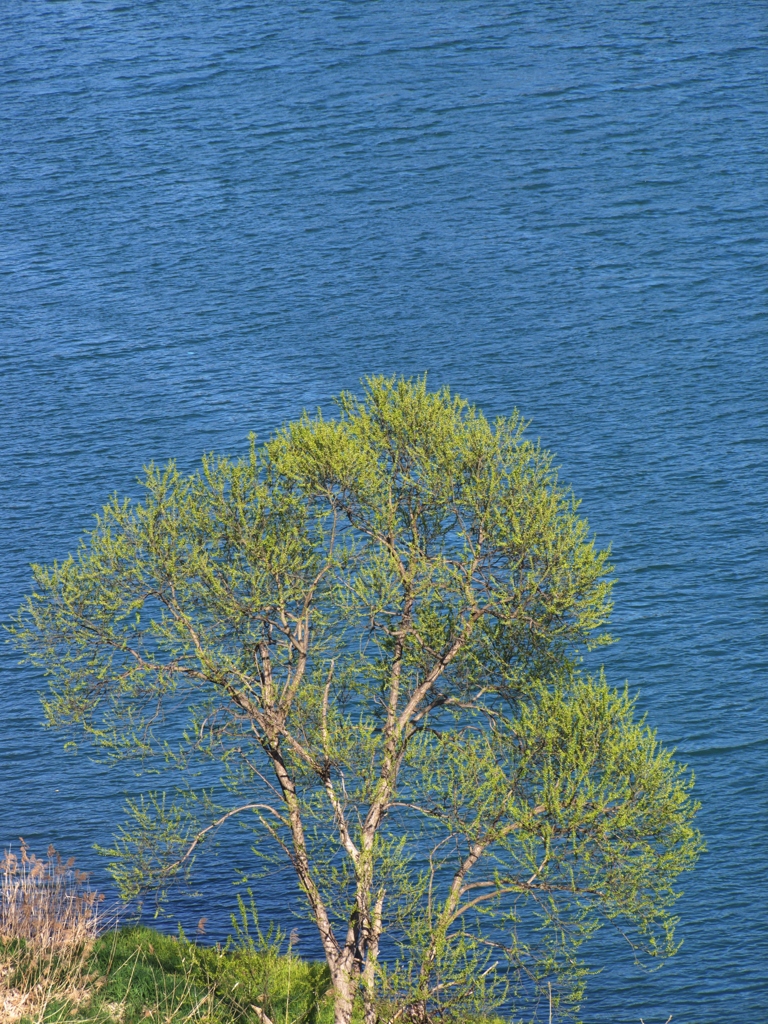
[1,842,502,1024]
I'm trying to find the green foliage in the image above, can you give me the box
[11,377,702,1023]
[2,924,336,1024]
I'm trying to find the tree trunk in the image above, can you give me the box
[362,893,384,1024]
[331,962,358,1024]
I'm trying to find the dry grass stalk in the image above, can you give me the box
[1,840,103,951]
[0,840,106,1022]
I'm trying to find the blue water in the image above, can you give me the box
[1,2,767,1020]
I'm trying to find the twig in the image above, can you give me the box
[251,1005,277,1024]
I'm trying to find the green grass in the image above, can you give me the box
[2,925,335,1024]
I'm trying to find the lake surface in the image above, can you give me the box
[1,2,766,1020]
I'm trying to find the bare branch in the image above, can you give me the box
[167,802,288,875]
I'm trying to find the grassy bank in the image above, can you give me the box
[2,924,336,1024]
[3,924,512,1024]
[0,842,336,1024]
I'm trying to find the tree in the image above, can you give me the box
[12,377,702,1024]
